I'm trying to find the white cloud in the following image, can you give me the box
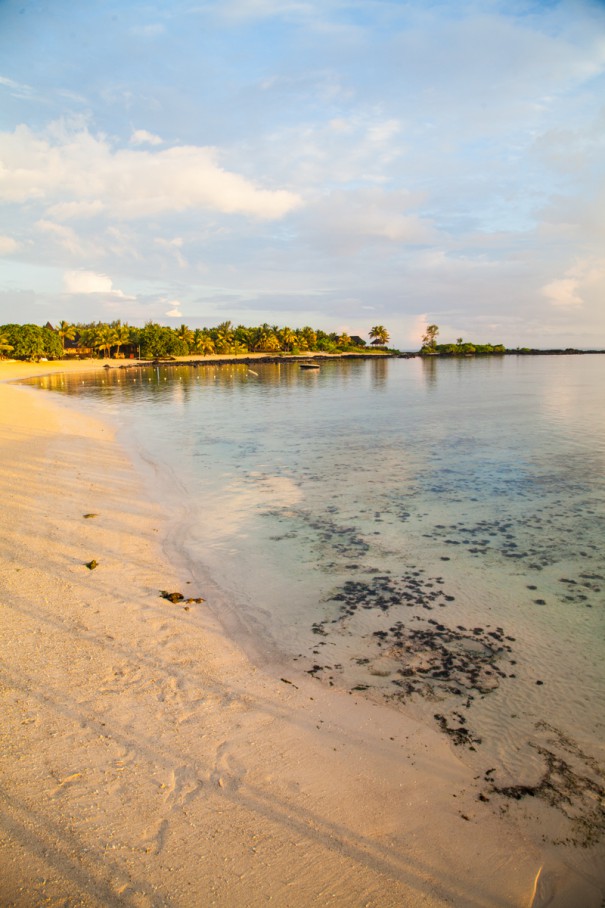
[165,300,183,317]
[0,235,18,255]
[64,270,113,294]
[130,129,163,146]
[542,258,605,309]
[63,269,133,298]
[0,123,302,220]
[542,276,583,308]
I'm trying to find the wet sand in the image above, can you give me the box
[0,358,598,907]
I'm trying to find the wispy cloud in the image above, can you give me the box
[0,74,36,99]
[0,123,302,219]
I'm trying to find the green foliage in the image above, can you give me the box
[0,323,62,360]
[0,331,14,355]
[315,333,338,353]
[0,320,394,360]
[425,335,506,357]
[138,322,188,358]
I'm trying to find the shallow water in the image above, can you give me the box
[28,355,605,858]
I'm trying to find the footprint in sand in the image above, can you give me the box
[142,818,169,856]
[211,739,247,791]
[160,765,205,807]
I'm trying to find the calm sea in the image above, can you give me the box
[28,354,605,858]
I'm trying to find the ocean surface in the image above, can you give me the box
[28,354,605,861]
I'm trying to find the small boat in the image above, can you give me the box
[299,362,320,370]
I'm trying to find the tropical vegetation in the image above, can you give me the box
[0,324,63,361]
[420,326,505,356]
[0,320,396,361]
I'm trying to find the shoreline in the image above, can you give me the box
[1,343,604,379]
[0,359,599,907]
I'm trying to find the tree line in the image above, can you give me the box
[0,321,392,361]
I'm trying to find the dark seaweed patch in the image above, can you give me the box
[427,510,603,578]
[312,568,515,749]
[485,722,605,847]
[266,507,371,562]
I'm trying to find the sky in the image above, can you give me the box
[0,0,604,349]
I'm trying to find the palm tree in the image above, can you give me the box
[258,332,281,353]
[233,325,252,350]
[279,327,297,351]
[94,324,118,358]
[192,330,215,355]
[369,325,390,346]
[113,322,131,357]
[298,326,317,350]
[57,320,76,354]
[338,332,352,348]
[213,320,234,353]
[176,324,194,352]
[249,324,272,352]
[421,324,439,350]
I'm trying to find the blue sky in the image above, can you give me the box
[0,0,603,348]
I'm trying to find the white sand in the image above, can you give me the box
[0,359,598,907]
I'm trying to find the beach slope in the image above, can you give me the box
[0,361,593,907]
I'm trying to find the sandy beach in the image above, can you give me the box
[0,359,598,907]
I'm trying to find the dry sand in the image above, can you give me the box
[0,359,597,907]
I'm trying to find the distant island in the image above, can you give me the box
[0,319,602,362]
[420,323,506,356]
[417,325,604,357]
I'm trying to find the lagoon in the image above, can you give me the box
[29,353,605,861]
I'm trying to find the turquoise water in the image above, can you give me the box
[28,355,605,854]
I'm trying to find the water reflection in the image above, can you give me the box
[25,359,379,402]
[370,357,388,389]
[420,356,437,389]
[419,353,507,392]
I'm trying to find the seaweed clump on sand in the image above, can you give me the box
[160,590,205,604]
